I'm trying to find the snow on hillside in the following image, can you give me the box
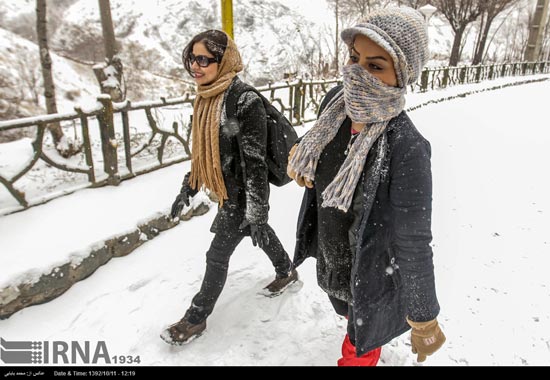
[52,0,321,85]
[0,26,188,120]
[0,0,34,17]
[0,27,98,118]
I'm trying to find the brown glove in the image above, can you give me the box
[406,317,446,363]
[287,144,313,188]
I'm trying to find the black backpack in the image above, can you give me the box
[226,83,298,187]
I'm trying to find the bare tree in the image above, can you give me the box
[17,53,41,106]
[328,0,393,24]
[399,0,430,8]
[36,0,79,157]
[433,0,485,66]
[344,0,372,18]
[325,0,385,75]
[472,0,519,64]
[498,0,531,60]
[315,23,343,78]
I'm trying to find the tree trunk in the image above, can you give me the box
[472,11,487,64]
[94,0,125,102]
[99,0,116,61]
[473,16,493,64]
[449,26,466,66]
[36,0,78,158]
[36,1,62,146]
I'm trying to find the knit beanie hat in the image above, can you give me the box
[341,7,429,87]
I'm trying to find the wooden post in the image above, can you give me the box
[97,96,120,186]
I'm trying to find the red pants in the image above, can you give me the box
[337,334,381,366]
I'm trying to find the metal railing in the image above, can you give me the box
[0,95,195,214]
[415,61,549,92]
[0,61,548,215]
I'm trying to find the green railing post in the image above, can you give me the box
[293,79,303,124]
[420,68,429,92]
[459,66,466,84]
[442,68,449,88]
[475,65,482,82]
[74,106,96,185]
[97,95,120,186]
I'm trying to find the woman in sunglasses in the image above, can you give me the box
[162,30,297,346]
[288,8,445,365]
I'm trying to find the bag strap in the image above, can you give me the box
[225,82,253,188]
[225,81,272,186]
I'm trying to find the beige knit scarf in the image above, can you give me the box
[288,64,406,212]
[189,35,243,205]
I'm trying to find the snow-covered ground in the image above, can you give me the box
[1,79,550,366]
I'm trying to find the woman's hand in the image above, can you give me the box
[406,317,446,363]
[287,145,313,188]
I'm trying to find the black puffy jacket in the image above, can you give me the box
[293,86,440,355]
[210,77,270,233]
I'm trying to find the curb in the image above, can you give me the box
[0,201,211,319]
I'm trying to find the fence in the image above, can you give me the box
[415,61,550,92]
[0,61,549,215]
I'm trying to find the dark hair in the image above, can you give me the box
[182,30,228,76]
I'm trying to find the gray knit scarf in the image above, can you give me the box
[288,64,406,212]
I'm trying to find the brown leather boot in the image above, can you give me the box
[160,317,206,346]
[263,269,299,297]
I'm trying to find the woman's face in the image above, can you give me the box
[191,42,219,86]
[347,34,397,87]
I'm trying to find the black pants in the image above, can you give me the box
[185,223,292,324]
[329,295,357,346]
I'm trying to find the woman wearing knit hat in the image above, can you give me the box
[162,30,298,346]
[289,7,445,365]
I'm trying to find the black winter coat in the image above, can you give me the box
[210,77,270,233]
[293,86,440,356]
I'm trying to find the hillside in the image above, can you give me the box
[51,0,320,86]
[0,27,97,120]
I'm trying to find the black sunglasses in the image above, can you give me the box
[188,53,218,68]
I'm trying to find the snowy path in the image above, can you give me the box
[1,80,550,366]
